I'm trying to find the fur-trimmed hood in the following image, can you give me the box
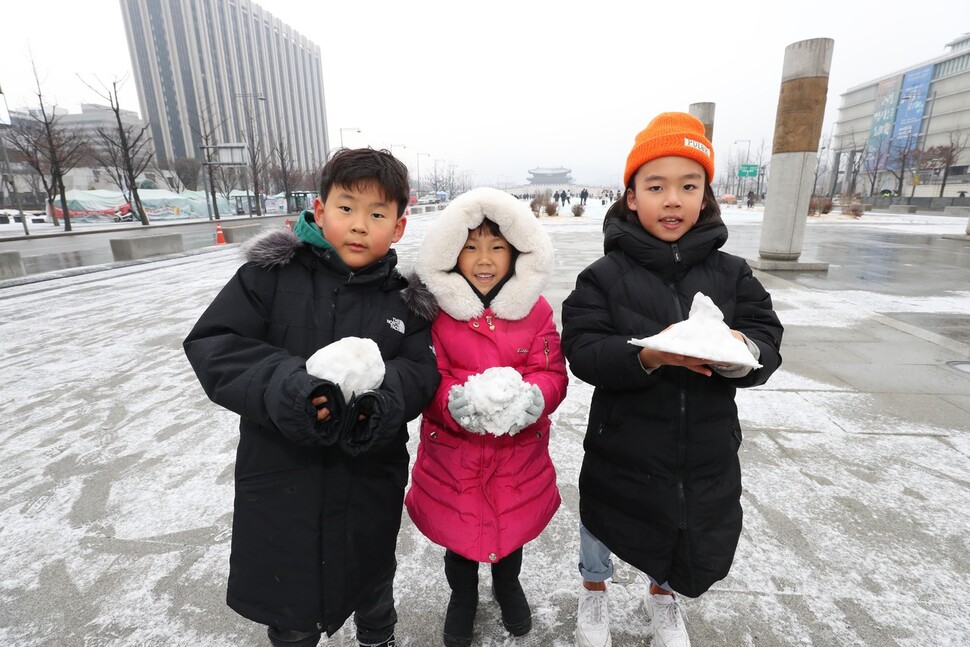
[414,187,554,321]
[240,225,302,268]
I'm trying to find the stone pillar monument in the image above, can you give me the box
[753,38,834,270]
[688,102,716,142]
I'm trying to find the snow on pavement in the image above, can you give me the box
[0,202,968,645]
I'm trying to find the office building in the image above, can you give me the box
[120,0,329,171]
[830,33,970,198]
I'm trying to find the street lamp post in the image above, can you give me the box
[0,86,28,235]
[390,143,407,160]
[340,127,360,149]
[416,152,430,196]
[434,158,445,192]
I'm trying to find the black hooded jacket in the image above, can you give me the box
[183,223,440,633]
[561,217,783,597]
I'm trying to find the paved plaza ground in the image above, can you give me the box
[1,202,969,646]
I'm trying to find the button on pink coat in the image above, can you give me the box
[404,188,568,563]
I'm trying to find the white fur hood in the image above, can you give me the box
[415,187,554,321]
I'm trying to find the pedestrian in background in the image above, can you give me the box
[184,148,440,647]
[404,188,568,647]
[562,113,783,647]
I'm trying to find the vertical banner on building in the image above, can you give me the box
[862,77,902,173]
[886,64,933,169]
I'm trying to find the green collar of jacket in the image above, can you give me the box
[294,210,333,251]
[294,209,352,273]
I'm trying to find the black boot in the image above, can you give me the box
[443,550,479,647]
[491,548,532,636]
[358,638,394,647]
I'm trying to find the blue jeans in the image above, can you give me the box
[578,522,672,592]
[267,562,397,647]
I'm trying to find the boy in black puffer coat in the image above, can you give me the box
[184,148,440,647]
[564,113,783,647]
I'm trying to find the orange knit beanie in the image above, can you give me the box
[623,112,715,187]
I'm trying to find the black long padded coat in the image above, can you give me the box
[183,227,440,634]
[561,217,783,598]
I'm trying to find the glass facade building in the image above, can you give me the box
[830,33,970,198]
[120,0,329,171]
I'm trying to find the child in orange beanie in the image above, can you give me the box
[562,112,784,647]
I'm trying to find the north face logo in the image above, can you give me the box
[386,317,405,334]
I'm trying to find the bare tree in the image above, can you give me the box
[720,153,742,197]
[213,165,240,210]
[859,137,891,197]
[753,139,769,198]
[4,63,90,230]
[812,148,830,196]
[301,168,321,192]
[152,164,183,192]
[846,147,866,197]
[886,134,920,199]
[240,105,270,216]
[924,132,970,198]
[269,134,300,213]
[83,77,154,225]
[171,157,200,191]
[189,107,230,220]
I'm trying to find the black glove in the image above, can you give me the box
[339,390,389,456]
[307,381,347,446]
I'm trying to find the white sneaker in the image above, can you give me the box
[575,586,612,647]
[645,593,691,647]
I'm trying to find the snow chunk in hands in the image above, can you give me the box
[628,293,761,369]
[306,336,385,401]
[464,366,536,436]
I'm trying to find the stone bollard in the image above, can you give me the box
[109,234,184,262]
[757,38,834,268]
[688,102,716,142]
[0,250,26,279]
[222,224,268,244]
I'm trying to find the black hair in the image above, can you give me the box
[602,169,722,234]
[318,148,410,217]
[472,217,503,239]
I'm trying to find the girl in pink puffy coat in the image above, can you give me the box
[403,187,568,647]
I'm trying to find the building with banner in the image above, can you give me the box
[830,33,970,200]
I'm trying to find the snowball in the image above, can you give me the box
[306,337,385,401]
[463,366,535,436]
[628,292,761,369]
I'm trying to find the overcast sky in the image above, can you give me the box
[1,1,965,188]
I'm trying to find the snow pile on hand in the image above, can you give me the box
[306,337,385,401]
[629,293,761,368]
[463,366,537,436]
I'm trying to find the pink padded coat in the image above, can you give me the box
[404,188,568,563]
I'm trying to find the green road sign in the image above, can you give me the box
[738,164,758,178]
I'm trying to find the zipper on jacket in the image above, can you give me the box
[668,282,688,529]
[542,337,550,370]
[677,389,688,529]
[485,314,495,331]
[671,242,682,263]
